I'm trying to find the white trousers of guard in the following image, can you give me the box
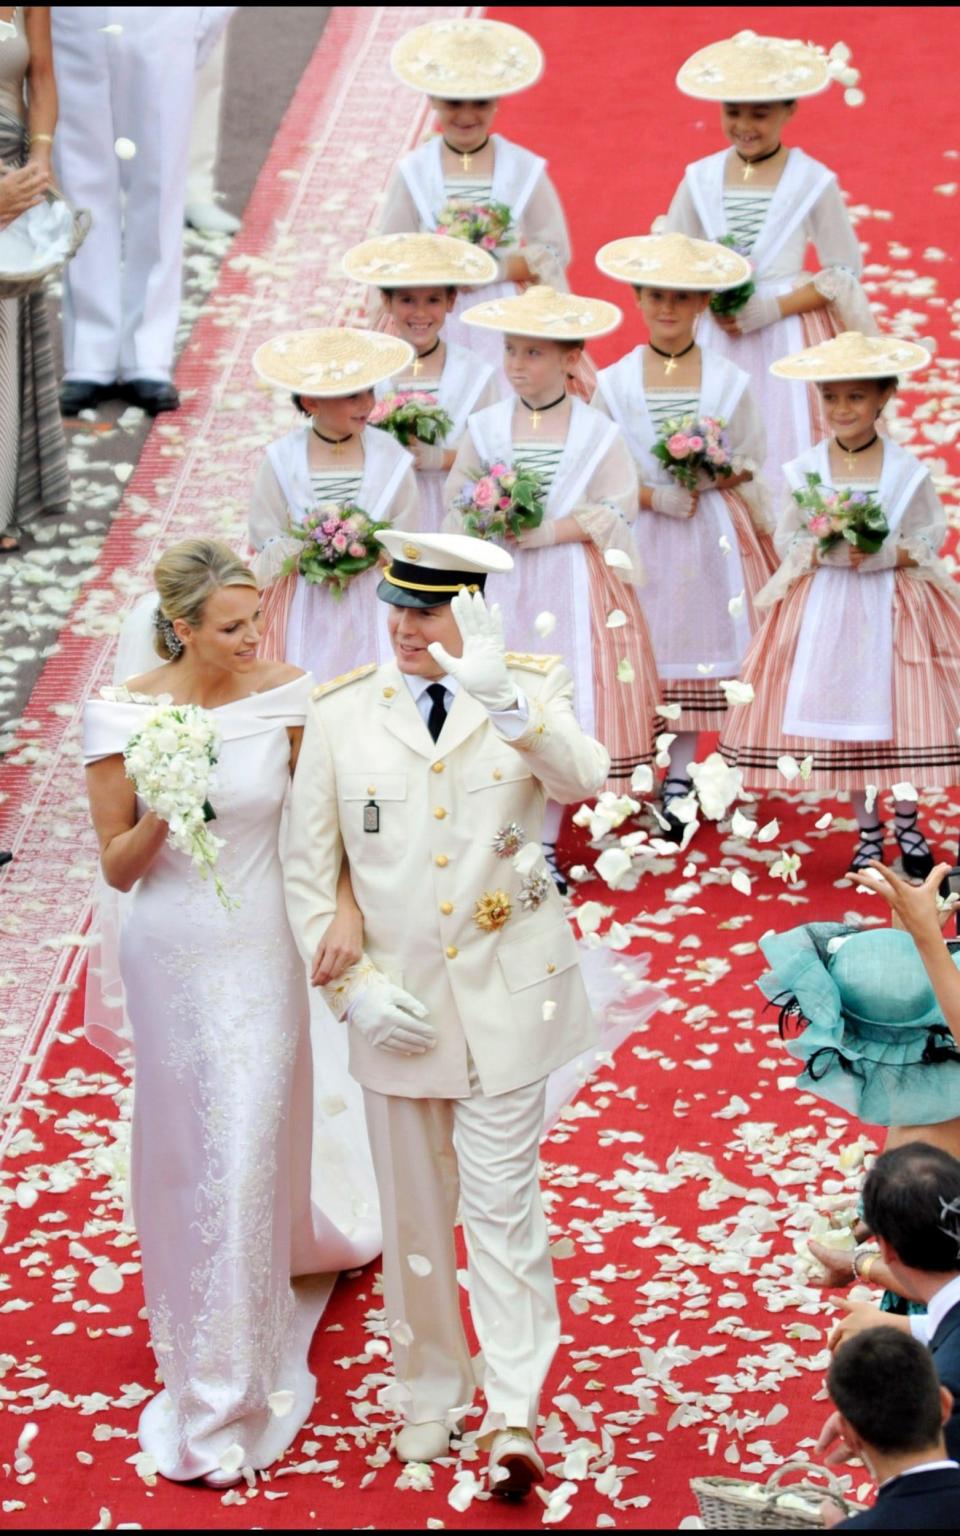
[363,1075,559,1439]
[51,7,198,383]
[186,28,227,205]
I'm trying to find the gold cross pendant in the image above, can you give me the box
[530,409,541,430]
[460,150,472,172]
[330,440,344,456]
[741,159,754,182]
[663,355,678,377]
[411,356,423,377]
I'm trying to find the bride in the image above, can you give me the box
[83,538,379,1485]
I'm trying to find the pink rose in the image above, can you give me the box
[710,449,729,465]
[348,542,366,558]
[499,497,511,509]
[332,532,348,553]
[481,235,497,250]
[687,435,704,452]
[322,518,339,535]
[808,514,832,536]
[489,462,508,477]
[667,433,690,457]
[473,476,497,508]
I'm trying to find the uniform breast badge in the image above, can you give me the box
[518,873,551,910]
[363,799,380,833]
[492,822,525,858]
[474,891,512,932]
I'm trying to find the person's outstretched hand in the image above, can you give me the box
[427,589,518,713]
[845,859,955,935]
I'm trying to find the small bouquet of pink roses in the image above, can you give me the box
[651,415,735,491]
[282,503,390,596]
[793,472,889,555]
[453,461,546,541]
[435,199,515,251]
[368,391,454,448]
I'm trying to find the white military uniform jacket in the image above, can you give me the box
[284,655,610,1099]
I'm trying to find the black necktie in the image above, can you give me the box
[425,682,449,743]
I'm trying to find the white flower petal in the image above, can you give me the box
[534,611,557,638]
[268,1390,295,1418]
[605,609,627,628]
[114,137,137,160]
[604,548,634,573]
[407,1253,433,1277]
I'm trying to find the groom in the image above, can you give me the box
[284,530,609,1495]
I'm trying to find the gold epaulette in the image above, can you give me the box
[312,663,377,701]
[504,652,563,676]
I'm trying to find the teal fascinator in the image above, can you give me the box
[757,924,960,1127]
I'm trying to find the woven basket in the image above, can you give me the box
[0,191,90,299]
[691,1462,866,1530]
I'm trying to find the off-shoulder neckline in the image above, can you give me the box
[99,675,309,709]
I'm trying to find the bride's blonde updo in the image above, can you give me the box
[153,539,258,660]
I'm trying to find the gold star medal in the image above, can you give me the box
[474,890,512,933]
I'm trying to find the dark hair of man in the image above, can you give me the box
[862,1142,960,1273]
[828,1329,944,1453]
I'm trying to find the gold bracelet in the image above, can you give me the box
[30,133,54,146]
[860,1253,880,1283]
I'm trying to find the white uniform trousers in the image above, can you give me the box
[186,27,227,206]
[51,7,198,383]
[363,1075,559,1439]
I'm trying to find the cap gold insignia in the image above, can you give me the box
[474,890,512,933]
[403,544,422,561]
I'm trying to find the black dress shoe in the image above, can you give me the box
[60,380,114,415]
[121,378,180,415]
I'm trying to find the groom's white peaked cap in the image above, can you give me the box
[376,530,513,609]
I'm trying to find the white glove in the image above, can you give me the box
[427,588,518,713]
[515,519,557,549]
[650,485,696,518]
[347,981,436,1055]
[732,291,782,334]
[411,440,446,472]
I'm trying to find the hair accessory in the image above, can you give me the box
[154,605,184,659]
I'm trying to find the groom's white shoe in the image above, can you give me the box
[394,1420,451,1463]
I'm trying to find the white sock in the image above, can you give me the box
[851,791,881,832]
[664,733,699,794]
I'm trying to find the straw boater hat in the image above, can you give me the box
[391,18,543,99]
[757,924,960,1127]
[676,30,864,106]
[596,232,751,292]
[770,331,931,383]
[461,285,622,341]
[342,232,498,290]
[252,328,414,396]
[376,529,514,611]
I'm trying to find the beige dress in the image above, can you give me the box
[0,5,69,537]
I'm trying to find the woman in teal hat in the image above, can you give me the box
[758,860,960,1314]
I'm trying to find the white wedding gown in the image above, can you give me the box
[82,675,381,1481]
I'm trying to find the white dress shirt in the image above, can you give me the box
[403,674,530,739]
[909,1272,960,1345]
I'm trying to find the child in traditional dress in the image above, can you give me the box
[343,234,500,533]
[380,18,571,381]
[248,329,420,678]
[720,332,960,877]
[442,285,659,890]
[591,233,774,838]
[662,31,877,497]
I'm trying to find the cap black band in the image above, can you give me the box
[381,558,487,594]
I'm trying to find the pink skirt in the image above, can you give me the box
[586,543,659,794]
[656,490,778,734]
[719,571,960,790]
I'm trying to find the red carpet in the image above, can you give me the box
[3,5,960,1530]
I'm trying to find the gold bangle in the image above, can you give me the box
[860,1253,880,1283]
[30,133,54,146]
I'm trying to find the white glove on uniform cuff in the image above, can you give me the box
[347,981,436,1055]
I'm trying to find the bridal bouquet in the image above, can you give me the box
[453,460,546,541]
[651,415,734,491]
[123,705,233,911]
[793,472,889,555]
[282,503,390,595]
[709,235,756,316]
[435,199,515,251]
[368,391,453,447]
